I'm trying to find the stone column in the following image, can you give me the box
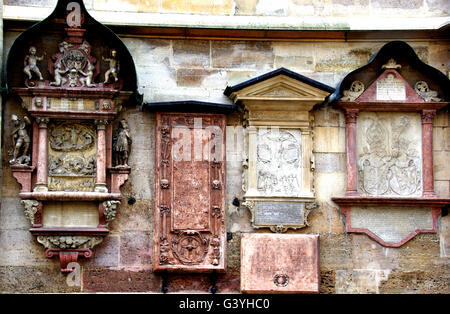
[344,109,359,196]
[421,109,436,198]
[94,119,108,193]
[34,117,50,192]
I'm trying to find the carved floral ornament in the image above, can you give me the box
[332,41,450,247]
[6,0,137,273]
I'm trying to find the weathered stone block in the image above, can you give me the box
[313,153,346,173]
[211,41,274,70]
[313,107,345,127]
[433,126,449,151]
[435,180,450,197]
[315,172,347,202]
[0,266,80,293]
[120,230,152,266]
[335,269,390,294]
[235,0,258,15]
[319,234,353,270]
[83,267,159,292]
[313,126,346,153]
[84,235,119,267]
[434,151,450,180]
[173,40,210,68]
[109,199,153,231]
[352,234,398,270]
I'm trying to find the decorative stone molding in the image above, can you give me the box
[331,41,450,247]
[225,68,333,232]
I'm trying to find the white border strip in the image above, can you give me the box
[3,5,449,31]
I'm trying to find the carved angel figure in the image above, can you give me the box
[24,46,45,81]
[9,114,31,165]
[79,61,96,87]
[113,119,131,166]
[103,49,119,84]
[49,59,68,86]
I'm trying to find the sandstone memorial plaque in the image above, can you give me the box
[225,68,334,232]
[154,112,226,272]
[332,41,450,247]
[240,233,320,293]
[6,0,137,272]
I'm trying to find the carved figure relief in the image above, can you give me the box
[48,122,97,192]
[24,46,45,85]
[9,114,32,165]
[256,129,302,197]
[49,39,99,88]
[414,81,441,102]
[113,119,132,166]
[102,200,121,225]
[357,113,422,196]
[103,49,120,84]
[22,200,40,225]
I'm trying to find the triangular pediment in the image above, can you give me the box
[355,68,424,103]
[229,74,332,102]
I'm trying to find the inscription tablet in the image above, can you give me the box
[376,74,406,101]
[254,202,305,226]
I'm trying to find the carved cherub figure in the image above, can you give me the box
[9,114,31,165]
[24,46,45,81]
[79,61,96,87]
[113,119,131,166]
[102,49,119,84]
[49,59,68,86]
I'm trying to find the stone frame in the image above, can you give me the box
[331,41,450,247]
[225,68,334,232]
[153,111,227,273]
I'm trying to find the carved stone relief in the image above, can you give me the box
[256,128,302,197]
[22,200,40,225]
[37,235,103,249]
[357,112,422,197]
[48,121,97,192]
[341,80,364,101]
[9,114,32,165]
[154,113,226,272]
[414,81,441,102]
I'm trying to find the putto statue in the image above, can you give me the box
[23,46,45,82]
[103,49,119,84]
[9,114,32,165]
[113,119,131,166]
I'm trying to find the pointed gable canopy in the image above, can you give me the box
[329,41,450,107]
[224,67,334,110]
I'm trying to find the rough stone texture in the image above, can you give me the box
[83,267,159,292]
[0,266,81,293]
[119,230,152,266]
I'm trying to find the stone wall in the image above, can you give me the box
[0,25,449,293]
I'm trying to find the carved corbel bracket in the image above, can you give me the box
[108,166,131,194]
[45,249,92,273]
[37,235,103,273]
[11,165,35,193]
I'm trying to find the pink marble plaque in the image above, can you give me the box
[154,112,226,272]
[241,233,320,293]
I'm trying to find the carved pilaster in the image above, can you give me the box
[94,119,109,192]
[34,117,50,192]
